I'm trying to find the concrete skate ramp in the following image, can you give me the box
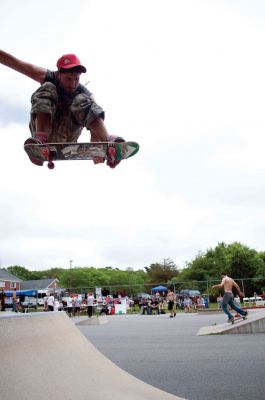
[197,309,265,335]
[0,312,185,400]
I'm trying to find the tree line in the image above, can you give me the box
[6,242,265,297]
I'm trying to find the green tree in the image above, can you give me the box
[145,258,179,284]
[6,266,31,280]
[59,268,93,289]
[178,242,265,297]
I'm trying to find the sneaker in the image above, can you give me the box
[228,316,234,323]
[106,136,125,168]
[24,132,49,166]
[243,311,248,317]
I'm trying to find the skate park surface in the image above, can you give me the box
[1,310,265,400]
[0,312,184,400]
[197,308,265,335]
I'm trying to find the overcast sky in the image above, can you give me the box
[1,0,265,271]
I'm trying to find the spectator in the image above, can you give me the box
[100,304,110,315]
[0,289,5,312]
[139,298,148,315]
[54,298,60,312]
[151,298,160,315]
[234,295,241,306]
[66,296,73,316]
[217,294,223,309]
[175,296,181,310]
[87,292,95,318]
[12,289,17,312]
[47,293,55,311]
[184,296,192,312]
[73,296,81,315]
[102,288,110,297]
[197,296,205,309]
[43,294,48,311]
[167,290,176,318]
[159,299,167,314]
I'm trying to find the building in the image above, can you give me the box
[21,278,62,306]
[0,269,22,290]
[21,278,59,291]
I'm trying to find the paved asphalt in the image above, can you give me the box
[76,312,265,400]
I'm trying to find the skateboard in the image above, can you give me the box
[24,141,139,169]
[229,314,248,324]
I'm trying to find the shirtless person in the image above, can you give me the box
[0,49,124,168]
[212,272,248,322]
[166,290,176,318]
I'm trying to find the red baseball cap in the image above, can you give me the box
[56,54,86,73]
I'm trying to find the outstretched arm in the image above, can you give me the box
[212,283,223,290]
[0,49,47,83]
[231,279,244,297]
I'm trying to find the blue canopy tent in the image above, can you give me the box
[4,289,38,297]
[151,285,168,293]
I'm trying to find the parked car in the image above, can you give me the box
[132,293,152,304]
[4,297,12,308]
[21,296,38,310]
[179,289,201,300]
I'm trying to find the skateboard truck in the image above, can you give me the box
[40,147,56,169]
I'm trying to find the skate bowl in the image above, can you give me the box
[197,309,265,335]
[0,312,185,400]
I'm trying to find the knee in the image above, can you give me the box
[70,94,105,128]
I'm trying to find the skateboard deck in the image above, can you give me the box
[229,314,247,324]
[24,141,139,169]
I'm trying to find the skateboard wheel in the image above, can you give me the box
[47,161,55,170]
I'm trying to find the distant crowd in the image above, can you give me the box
[138,290,208,317]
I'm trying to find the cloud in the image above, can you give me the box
[0,99,28,126]
[1,1,265,270]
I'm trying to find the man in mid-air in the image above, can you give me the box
[0,49,124,167]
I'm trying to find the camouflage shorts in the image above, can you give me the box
[29,82,105,142]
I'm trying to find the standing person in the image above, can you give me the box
[47,293,55,311]
[66,296,73,317]
[73,295,81,315]
[167,290,176,318]
[212,272,248,322]
[87,292,95,318]
[43,294,48,311]
[54,298,60,312]
[217,293,223,309]
[0,289,5,312]
[0,49,125,168]
[12,288,17,312]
